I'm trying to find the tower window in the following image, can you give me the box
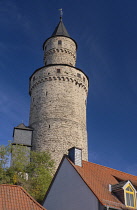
[57,69,60,73]
[77,73,81,78]
[83,77,85,82]
[58,40,62,45]
[33,76,35,81]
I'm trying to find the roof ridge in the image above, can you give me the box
[82,160,137,177]
[0,184,19,187]
[64,157,137,210]
[19,185,46,209]
[67,158,105,206]
[0,184,46,210]
[68,159,123,206]
[51,19,70,37]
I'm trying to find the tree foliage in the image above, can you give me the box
[0,144,54,203]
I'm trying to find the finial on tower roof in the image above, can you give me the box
[59,8,63,20]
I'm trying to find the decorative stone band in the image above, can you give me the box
[29,64,88,95]
[44,48,76,60]
[29,76,88,95]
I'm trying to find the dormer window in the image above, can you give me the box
[124,184,136,208]
[111,180,136,209]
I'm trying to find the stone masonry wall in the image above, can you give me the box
[43,37,76,66]
[29,65,88,168]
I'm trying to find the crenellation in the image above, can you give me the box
[29,66,88,95]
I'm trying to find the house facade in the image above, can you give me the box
[43,148,137,210]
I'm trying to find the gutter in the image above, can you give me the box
[104,205,121,210]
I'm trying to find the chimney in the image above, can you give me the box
[68,147,82,167]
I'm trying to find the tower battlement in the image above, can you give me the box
[29,65,88,94]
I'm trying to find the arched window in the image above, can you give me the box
[125,184,135,208]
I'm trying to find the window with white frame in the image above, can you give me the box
[124,184,136,208]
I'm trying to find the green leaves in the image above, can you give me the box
[0,144,11,169]
[0,144,55,203]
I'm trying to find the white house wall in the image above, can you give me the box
[43,158,100,210]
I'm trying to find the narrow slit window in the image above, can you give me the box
[77,73,81,78]
[58,40,62,45]
[57,69,60,73]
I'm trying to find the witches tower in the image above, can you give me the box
[29,17,89,168]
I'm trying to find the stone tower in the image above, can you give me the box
[29,17,89,168]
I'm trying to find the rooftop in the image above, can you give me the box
[52,18,70,37]
[69,158,137,209]
[0,184,46,210]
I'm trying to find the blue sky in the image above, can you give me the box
[1,0,137,175]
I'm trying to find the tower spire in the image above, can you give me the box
[51,12,70,37]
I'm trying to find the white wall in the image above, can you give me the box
[43,158,99,210]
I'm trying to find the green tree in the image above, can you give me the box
[0,144,54,203]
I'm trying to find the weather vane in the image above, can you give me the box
[59,8,63,19]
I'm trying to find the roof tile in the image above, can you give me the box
[69,159,137,209]
[0,184,47,210]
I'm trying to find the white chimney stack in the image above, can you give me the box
[68,147,82,167]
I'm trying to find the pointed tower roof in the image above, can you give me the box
[43,17,77,50]
[52,17,70,37]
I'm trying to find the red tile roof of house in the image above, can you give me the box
[69,159,137,210]
[0,184,47,210]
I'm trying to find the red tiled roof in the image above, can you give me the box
[69,159,137,210]
[0,184,47,210]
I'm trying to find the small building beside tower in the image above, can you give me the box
[12,15,89,169]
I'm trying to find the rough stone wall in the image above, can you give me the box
[43,37,76,66]
[29,65,88,168]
